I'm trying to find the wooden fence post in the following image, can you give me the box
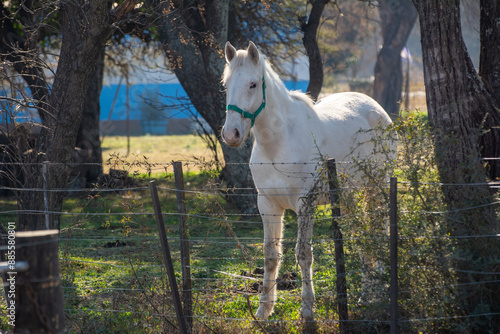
[149,180,189,334]
[173,161,193,330]
[390,177,399,334]
[14,230,64,333]
[327,158,349,333]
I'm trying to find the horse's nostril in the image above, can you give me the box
[234,128,240,139]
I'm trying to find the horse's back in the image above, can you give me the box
[314,92,392,129]
[311,92,395,180]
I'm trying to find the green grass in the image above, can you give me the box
[53,175,381,333]
[53,170,272,332]
[39,169,347,333]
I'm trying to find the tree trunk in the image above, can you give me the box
[413,0,500,330]
[157,0,257,213]
[300,0,330,101]
[75,46,105,187]
[373,0,417,119]
[479,0,500,98]
[16,0,137,231]
[479,0,500,180]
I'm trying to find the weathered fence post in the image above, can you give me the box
[390,177,399,334]
[14,230,64,333]
[173,161,193,330]
[327,158,349,333]
[149,180,189,334]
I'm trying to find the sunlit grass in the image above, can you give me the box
[101,134,222,173]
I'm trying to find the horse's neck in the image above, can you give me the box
[253,76,295,158]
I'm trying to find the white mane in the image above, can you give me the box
[263,59,315,110]
[223,50,315,113]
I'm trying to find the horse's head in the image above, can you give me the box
[221,41,265,147]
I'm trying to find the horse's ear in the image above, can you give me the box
[248,41,260,65]
[225,41,236,63]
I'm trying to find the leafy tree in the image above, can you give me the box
[0,0,140,230]
[1,0,339,216]
[412,0,500,330]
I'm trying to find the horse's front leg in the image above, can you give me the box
[255,198,284,320]
[296,203,315,321]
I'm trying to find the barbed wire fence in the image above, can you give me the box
[0,157,500,333]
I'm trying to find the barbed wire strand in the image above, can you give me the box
[59,256,500,277]
[61,308,500,324]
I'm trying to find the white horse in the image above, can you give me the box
[221,41,394,321]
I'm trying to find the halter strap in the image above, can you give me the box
[226,76,266,127]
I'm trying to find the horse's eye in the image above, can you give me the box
[250,83,257,89]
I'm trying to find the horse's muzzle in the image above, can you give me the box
[222,127,242,147]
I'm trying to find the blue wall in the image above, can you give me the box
[100,80,309,120]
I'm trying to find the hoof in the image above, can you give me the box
[302,318,318,334]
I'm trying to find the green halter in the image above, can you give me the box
[226,76,266,127]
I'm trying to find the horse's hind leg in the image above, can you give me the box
[296,207,315,321]
[255,199,284,320]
